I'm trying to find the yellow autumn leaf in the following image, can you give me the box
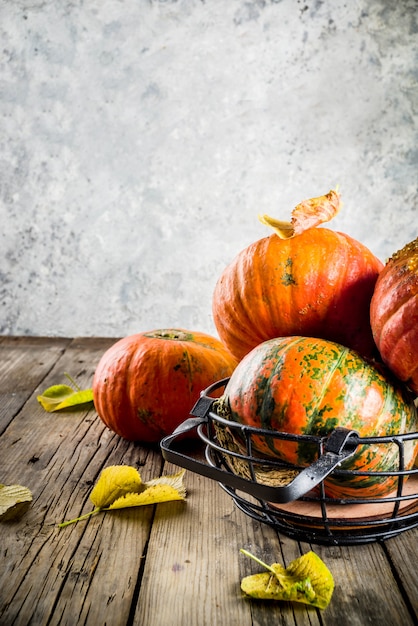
[144,469,187,496]
[58,467,186,528]
[240,550,334,609]
[109,483,186,509]
[37,374,94,412]
[0,484,33,521]
[90,465,144,508]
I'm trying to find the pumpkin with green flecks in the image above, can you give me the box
[93,329,238,442]
[221,335,418,499]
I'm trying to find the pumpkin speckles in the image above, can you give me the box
[222,336,418,499]
[281,258,297,286]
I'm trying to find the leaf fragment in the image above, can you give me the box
[0,484,33,521]
[240,549,334,609]
[37,384,94,412]
[109,484,185,509]
[145,470,187,497]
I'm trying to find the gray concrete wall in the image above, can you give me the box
[1,0,417,338]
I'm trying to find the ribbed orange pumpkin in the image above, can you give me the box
[370,237,418,395]
[222,335,418,499]
[93,329,237,442]
[212,190,383,361]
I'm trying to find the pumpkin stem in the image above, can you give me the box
[144,329,193,342]
[390,237,418,270]
[259,188,342,239]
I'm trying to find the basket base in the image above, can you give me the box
[268,474,418,530]
[221,479,418,545]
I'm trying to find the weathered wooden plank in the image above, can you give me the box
[136,463,322,626]
[384,529,418,620]
[1,338,418,626]
[136,457,418,626]
[136,468,255,626]
[0,337,162,626]
[240,526,418,626]
[0,336,71,432]
[311,539,417,626]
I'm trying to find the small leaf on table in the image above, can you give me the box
[37,384,94,412]
[240,549,334,609]
[0,484,33,521]
[58,466,186,528]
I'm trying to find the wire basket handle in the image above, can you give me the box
[161,394,360,504]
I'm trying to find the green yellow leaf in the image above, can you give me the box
[0,484,33,521]
[90,465,144,508]
[240,550,334,609]
[37,384,94,412]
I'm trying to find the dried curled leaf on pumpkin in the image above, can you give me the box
[58,467,186,528]
[37,373,94,412]
[259,188,341,239]
[0,483,33,521]
[240,549,334,609]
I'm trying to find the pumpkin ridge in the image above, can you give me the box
[378,299,418,380]
[214,250,262,353]
[302,342,349,435]
[242,237,281,342]
[373,370,400,435]
[182,348,195,397]
[370,236,418,393]
[236,244,266,342]
[257,340,288,449]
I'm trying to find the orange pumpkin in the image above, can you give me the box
[93,329,238,442]
[370,237,418,395]
[222,335,418,499]
[212,190,383,361]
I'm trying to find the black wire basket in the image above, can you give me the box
[160,378,418,546]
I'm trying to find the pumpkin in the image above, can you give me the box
[93,329,238,442]
[212,189,383,361]
[221,335,418,499]
[370,237,418,395]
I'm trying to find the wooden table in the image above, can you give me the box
[1,336,417,626]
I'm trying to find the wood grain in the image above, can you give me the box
[1,338,417,626]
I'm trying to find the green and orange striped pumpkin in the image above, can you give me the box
[221,336,418,499]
